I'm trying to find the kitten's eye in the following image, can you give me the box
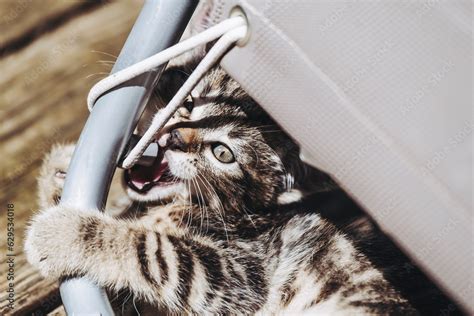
[211,143,235,163]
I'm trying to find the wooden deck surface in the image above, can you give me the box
[0,1,142,314]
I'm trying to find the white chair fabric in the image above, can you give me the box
[200,0,472,312]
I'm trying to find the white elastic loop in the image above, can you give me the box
[87,16,246,111]
[121,25,247,169]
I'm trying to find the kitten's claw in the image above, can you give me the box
[25,205,79,279]
[25,205,102,280]
[38,143,75,209]
[55,170,67,179]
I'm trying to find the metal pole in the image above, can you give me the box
[58,1,198,314]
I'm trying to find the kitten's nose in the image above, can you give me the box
[168,128,195,151]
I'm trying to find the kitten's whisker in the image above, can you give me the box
[175,68,192,77]
[196,173,211,233]
[188,179,193,229]
[90,50,118,60]
[94,62,114,70]
[96,60,116,65]
[85,72,109,79]
[121,291,132,315]
[185,179,194,230]
[216,206,229,242]
[242,206,257,229]
[132,295,141,316]
[259,130,284,134]
[199,175,229,241]
[198,180,209,235]
[248,145,261,167]
[190,177,201,231]
[168,175,181,206]
[252,124,279,129]
[192,176,206,234]
[176,179,190,228]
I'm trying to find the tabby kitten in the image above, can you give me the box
[26,62,418,314]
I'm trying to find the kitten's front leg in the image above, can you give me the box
[25,205,265,314]
[25,205,112,280]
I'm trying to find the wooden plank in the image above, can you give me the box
[0,1,142,314]
[0,1,102,56]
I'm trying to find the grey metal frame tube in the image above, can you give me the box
[58,1,198,314]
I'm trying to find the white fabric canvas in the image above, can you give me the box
[201,0,472,312]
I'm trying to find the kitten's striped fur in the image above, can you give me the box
[26,61,424,314]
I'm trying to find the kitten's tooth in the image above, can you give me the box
[158,134,170,147]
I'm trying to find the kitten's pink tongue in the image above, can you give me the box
[128,160,168,191]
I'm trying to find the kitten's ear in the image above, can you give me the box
[153,0,224,102]
[166,0,217,71]
[166,47,205,72]
[153,67,190,104]
[182,0,217,38]
[137,66,192,134]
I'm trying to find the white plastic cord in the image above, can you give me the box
[86,16,248,169]
[87,16,246,111]
[121,25,247,169]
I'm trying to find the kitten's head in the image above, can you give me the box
[124,65,334,212]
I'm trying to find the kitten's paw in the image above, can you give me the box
[38,143,75,209]
[24,205,90,280]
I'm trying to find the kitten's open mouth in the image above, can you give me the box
[124,151,174,193]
